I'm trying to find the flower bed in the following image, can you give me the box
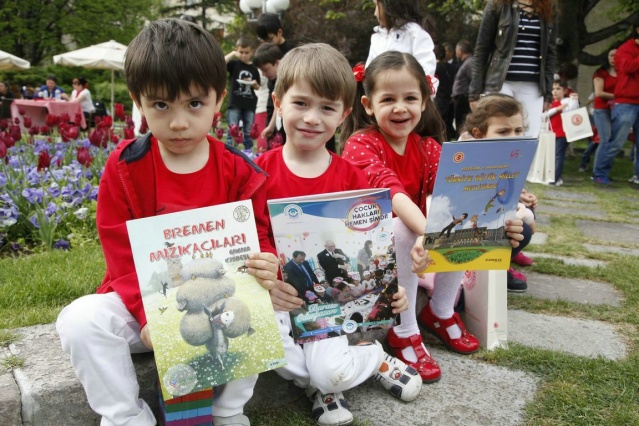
[0,108,135,253]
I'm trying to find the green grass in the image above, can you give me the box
[1,140,638,425]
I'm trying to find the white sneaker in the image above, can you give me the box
[372,343,422,402]
[311,391,353,426]
[628,175,639,184]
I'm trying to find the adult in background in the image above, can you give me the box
[0,81,15,118]
[469,0,558,138]
[452,40,474,134]
[357,240,374,280]
[317,240,350,285]
[579,46,618,173]
[593,24,639,185]
[68,77,96,128]
[283,251,319,304]
[434,44,458,140]
[36,74,67,100]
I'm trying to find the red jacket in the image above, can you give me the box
[342,129,441,216]
[95,134,270,329]
[614,38,639,105]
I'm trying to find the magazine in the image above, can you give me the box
[268,188,397,344]
[422,137,539,273]
[126,200,286,402]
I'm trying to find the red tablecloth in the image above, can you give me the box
[10,99,86,131]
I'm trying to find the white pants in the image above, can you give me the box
[56,292,256,425]
[392,218,464,339]
[500,80,545,138]
[274,311,383,395]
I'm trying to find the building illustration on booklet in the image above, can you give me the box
[126,200,286,403]
[268,188,397,344]
[422,137,538,273]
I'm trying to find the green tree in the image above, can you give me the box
[0,0,160,66]
[161,0,237,30]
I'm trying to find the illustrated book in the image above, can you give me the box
[268,188,398,344]
[422,137,538,273]
[126,200,286,402]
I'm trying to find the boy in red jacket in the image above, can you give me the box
[56,19,279,426]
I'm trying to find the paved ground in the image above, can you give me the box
[0,189,635,425]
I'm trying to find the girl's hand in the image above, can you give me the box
[245,252,279,291]
[261,125,274,140]
[505,219,524,248]
[410,235,430,272]
[391,285,409,314]
[520,190,538,209]
[140,325,153,349]
[269,280,304,311]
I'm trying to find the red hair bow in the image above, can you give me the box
[353,63,366,82]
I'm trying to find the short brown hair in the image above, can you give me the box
[461,94,525,135]
[125,18,226,103]
[274,43,355,108]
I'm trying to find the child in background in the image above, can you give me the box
[460,93,538,292]
[225,36,261,154]
[366,0,437,92]
[253,42,285,150]
[256,43,423,426]
[341,51,524,382]
[56,19,280,426]
[256,13,296,55]
[546,79,579,186]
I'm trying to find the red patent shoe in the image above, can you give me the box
[512,252,534,266]
[386,327,441,383]
[418,302,480,355]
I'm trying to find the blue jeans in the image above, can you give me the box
[593,103,639,179]
[226,108,255,150]
[581,109,611,169]
[555,136,567,181]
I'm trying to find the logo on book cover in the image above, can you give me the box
[345,198,386,232]
[233,205,251,222]
[283,204,303,220]
[453,152,464,163]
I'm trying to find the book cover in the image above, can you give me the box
[422,138,538,273]
[126,200,286,402]
[268,189,397,344]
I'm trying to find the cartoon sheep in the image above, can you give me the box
[176,258,255,366]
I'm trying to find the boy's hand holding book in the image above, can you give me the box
[245,252,279,291]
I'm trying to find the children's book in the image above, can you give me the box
[422,137,538,273]
[268,188,397,344]
[126,200,286,402]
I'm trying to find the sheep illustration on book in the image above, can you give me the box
[176,258,255,367]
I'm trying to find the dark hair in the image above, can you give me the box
[461,94,525,136]
[77,77,87,86]
[46,74,57,82]
[253,43,284,67]
[434,44,446,61]
[274,43,356,109]
[125,18,226,103]
[376,0,423,31]
[364,240,373,257]
[236,36,255,49]
[292,250,306,258]
[456,39,473,55]
[340,51,445,146]
[598,43,621,71]
[553,79,568,89]
[256,13,283,41]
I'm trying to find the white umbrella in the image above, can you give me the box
[0,49,30,70]
[53,40,127,116]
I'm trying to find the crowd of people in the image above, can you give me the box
[52,1,638,426]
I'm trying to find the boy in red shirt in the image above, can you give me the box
[56,19,279,426]
[256,43,425,426]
